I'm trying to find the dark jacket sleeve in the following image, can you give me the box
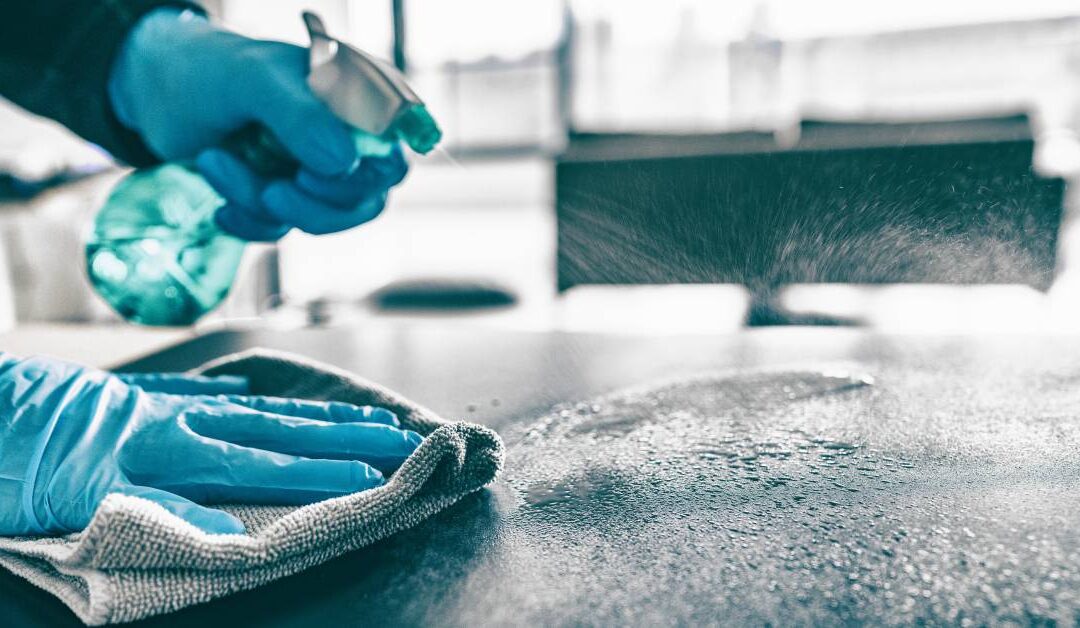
[0,0,204,166]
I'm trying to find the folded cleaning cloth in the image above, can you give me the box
[0,349,504,625]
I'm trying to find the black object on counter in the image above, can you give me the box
[556,115,1066,324]
[368,278,517,310]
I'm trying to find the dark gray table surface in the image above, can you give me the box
[3,325,1080,625]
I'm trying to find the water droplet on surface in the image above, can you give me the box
[492,367,1079,625]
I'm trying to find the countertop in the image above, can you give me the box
[2,324,1079,625]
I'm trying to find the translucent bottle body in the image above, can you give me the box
[86,163,244,326]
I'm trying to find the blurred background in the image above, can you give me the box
[4,0,1080,361]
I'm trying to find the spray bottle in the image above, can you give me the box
[85,12,441,326]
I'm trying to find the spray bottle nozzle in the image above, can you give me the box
[302,11,442,154]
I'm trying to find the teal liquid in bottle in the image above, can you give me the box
[86,104,440,326]
[86,163,245,326]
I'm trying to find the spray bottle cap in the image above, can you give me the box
[302,12,441,154]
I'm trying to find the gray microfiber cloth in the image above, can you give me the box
[0,349,504,625]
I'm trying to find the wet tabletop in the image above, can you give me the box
[2,325,1079,625]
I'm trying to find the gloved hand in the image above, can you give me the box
[0,354,423,536]
[115,371,251,395]
[107,8,408,241]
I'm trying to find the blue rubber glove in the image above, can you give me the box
[115,371,250,395]
[0,354,423,536]
[107,8,408,241]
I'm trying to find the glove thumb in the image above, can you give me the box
[118,486,246,535]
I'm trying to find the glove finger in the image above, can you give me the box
[216,395,400,426]
[117,485,246,535]
[196,148,266,208]
[162,427,385,503]
[294,146,408,206]
[262,182,387,235]
[365,143,409,187]
[116,372,250,396]
[195,149,290,241]
[187,410,422,474]
[248,46,359,178]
